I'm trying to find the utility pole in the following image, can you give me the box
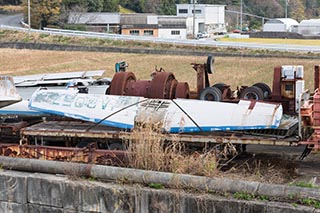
[193,0,196,38]
[285,0,288,31]
[240,0,243,31]
[285,0,288,19]
[28,0,31,37]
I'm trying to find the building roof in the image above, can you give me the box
[120,14,157,25]
[176,4,225,7]
[68,12,120,24]
[265,18,298,26]
[300,19,320,26]
[158,16,186,28]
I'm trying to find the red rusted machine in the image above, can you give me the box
[107,56,307,115]
[107,56,215,99]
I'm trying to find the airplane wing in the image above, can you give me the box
[29,89,283,133]
[13,70,105,87]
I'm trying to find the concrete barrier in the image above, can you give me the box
[0,156,319,204]
[0,169,316,212]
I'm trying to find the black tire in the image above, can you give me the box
[76,140,91,148]
[199,87,222,101]
[212,83,232,99]
[212,83,226,93]
[109,142,125,150]
[253,82,271,99]
[240,86,264,100]
[206,55,214,74]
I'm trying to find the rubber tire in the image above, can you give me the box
[206,55,214,74]
[199,87,222,101]
[212,83,226,93]
[252,82,271,99]
[240,86,264,100]
[109,142,124,150]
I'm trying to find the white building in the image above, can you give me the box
[263,18,298,32]
[296,19,320,36]
[176,4,226,37]
[158,16,187,39]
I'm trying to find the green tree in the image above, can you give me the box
[290,0,306,21]
[103,0,119,12]
[23,0,61,29]
[87,0,103,12]
[62,0,103,12]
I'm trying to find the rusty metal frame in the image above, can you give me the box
[20,121,300,147]
[0,143,127,166]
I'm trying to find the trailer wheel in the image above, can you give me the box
[212,82,232,99]
[76,140,91,148]
[240,86,264,100]
[212,83,226,93]
[252,82,271,99]
[109,142,125,150]
[206,55,214,74]
[199,87,222,101]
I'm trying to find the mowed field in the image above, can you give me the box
[1,48,319,91]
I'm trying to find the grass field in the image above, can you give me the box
[220,37,320,46]
[1,48,319,91]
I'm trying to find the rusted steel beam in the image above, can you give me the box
[0,143,127,166]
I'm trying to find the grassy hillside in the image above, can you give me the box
[0,48,318,91]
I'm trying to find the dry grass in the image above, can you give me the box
[0,48,318,91]
[126,126,217,176]
[0,5,24,13]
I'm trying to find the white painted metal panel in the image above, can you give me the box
[13,70,105,87]
[29,89,283,133]
[0,76,22,108]
[0,100,48,117]
[158,29,187,39]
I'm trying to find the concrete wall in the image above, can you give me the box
[0,170,315,213]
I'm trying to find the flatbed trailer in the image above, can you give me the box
[1,57,320,165]
[19,120,301,147]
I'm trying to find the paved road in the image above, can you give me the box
[0,14,22,27]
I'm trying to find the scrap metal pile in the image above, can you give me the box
[0,56,319,165]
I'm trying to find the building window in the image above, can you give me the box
[192,9,202,14]
[143,30,154,36]
[171,30,180,35]
[179,9,188,14]
[130,30,139,35]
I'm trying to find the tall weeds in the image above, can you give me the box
[126,124,218,177]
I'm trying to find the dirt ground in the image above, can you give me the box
[218,145,320,186]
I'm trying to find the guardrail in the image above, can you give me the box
[1,24,320,53]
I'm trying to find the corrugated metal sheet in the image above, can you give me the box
[120,14,157,25]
